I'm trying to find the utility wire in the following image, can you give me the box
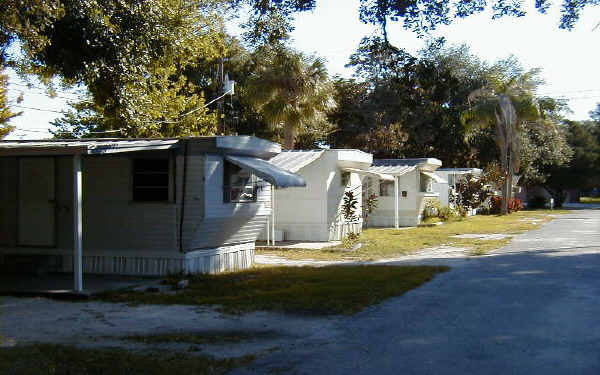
[5,87,82,101]
[144,88,233,124]
[10,126,123,135]
[7,82,84,97]
[10,105,64,114]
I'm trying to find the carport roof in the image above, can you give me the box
[0,138,180,156]
[369,158,442,175]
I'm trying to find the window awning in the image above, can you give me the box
[225,155,306,188]
[421,170,447,184]
[342,167,395,182]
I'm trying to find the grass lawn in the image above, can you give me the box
[580,197,600,203]
[257,209,569,261]
[0,344,254,375]
[99,265,448,315]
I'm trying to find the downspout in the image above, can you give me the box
[178,140,189,253]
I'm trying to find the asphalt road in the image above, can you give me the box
[237,209,600,375]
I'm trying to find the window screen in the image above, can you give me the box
[420,174,433,193]
[224,161,258,203]
[379,181,394,197]
[132,159,170,202]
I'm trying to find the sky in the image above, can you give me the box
[4,0,600,140]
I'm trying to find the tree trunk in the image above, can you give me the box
[501,175,509,215]
[506,172,513,214]
[283,124,296,150]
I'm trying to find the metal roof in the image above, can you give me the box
[437,168,482,174]
[0,138,180,156]
[373,158,441,167]
[226,155,306,188]
[268,150,325,173]
[369,158,442,175]
[368,164,416,176]
[0,136,283,158]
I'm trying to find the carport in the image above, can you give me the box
[0,139,180,292]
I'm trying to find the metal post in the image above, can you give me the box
[73,154,83,292]
[271,186,275,246]
[266,216,270,246]
[394,176,399,229]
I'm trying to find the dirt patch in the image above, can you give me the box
[0,297,339,359]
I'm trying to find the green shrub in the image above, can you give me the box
[437,205,457,221]
[423,199,441,219]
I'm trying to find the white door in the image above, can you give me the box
[18,157,56,246]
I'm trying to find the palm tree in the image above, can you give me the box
[245,47,336,149]
[461,75,540,214]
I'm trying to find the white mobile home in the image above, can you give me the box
[259,149,377,242]
[0,137,305,289]
[434,168,483,207]
[366,158,445,227]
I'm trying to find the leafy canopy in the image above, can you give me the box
[3,0,229,137]
[0,69,21,138]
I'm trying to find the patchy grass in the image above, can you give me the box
[99,265,448,315]
[0,344,254,375]
[125,330,277,346]
[257,210,569,261]
[580,197,600,203]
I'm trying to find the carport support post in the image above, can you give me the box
[271,186,275,246]
[73,154,83,292]
[394,176,399,229]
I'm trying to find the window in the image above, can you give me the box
[224,161,258,203]
[341,171,350,186]
[379,181,394,197]
[133,159,170,202]
[401,191,408,198]
[420,174,433,193]
[447,174,455,186]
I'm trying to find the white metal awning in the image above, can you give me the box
[225,155,306,188]
[342,167,395,181]
[421,170,447,184]
[368,165,415,176]
[269,150,325,173]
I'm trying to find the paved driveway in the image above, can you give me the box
[237,209,600,374]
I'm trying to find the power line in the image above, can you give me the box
[5,87,82,101]
[539,88,600,96]
[10,127,123,135]
[11,128,50,134]
[10,105,64,114]
[7,82,84,97]
[144,87,234,124]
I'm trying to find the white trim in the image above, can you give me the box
[394,177,399,229]
[73,155,83,292]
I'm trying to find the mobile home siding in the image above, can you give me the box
[81,155,178,252]
[0,157,17,246]
[187,154,270,250]
[56,156,74,249]
[179,153,206,251]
